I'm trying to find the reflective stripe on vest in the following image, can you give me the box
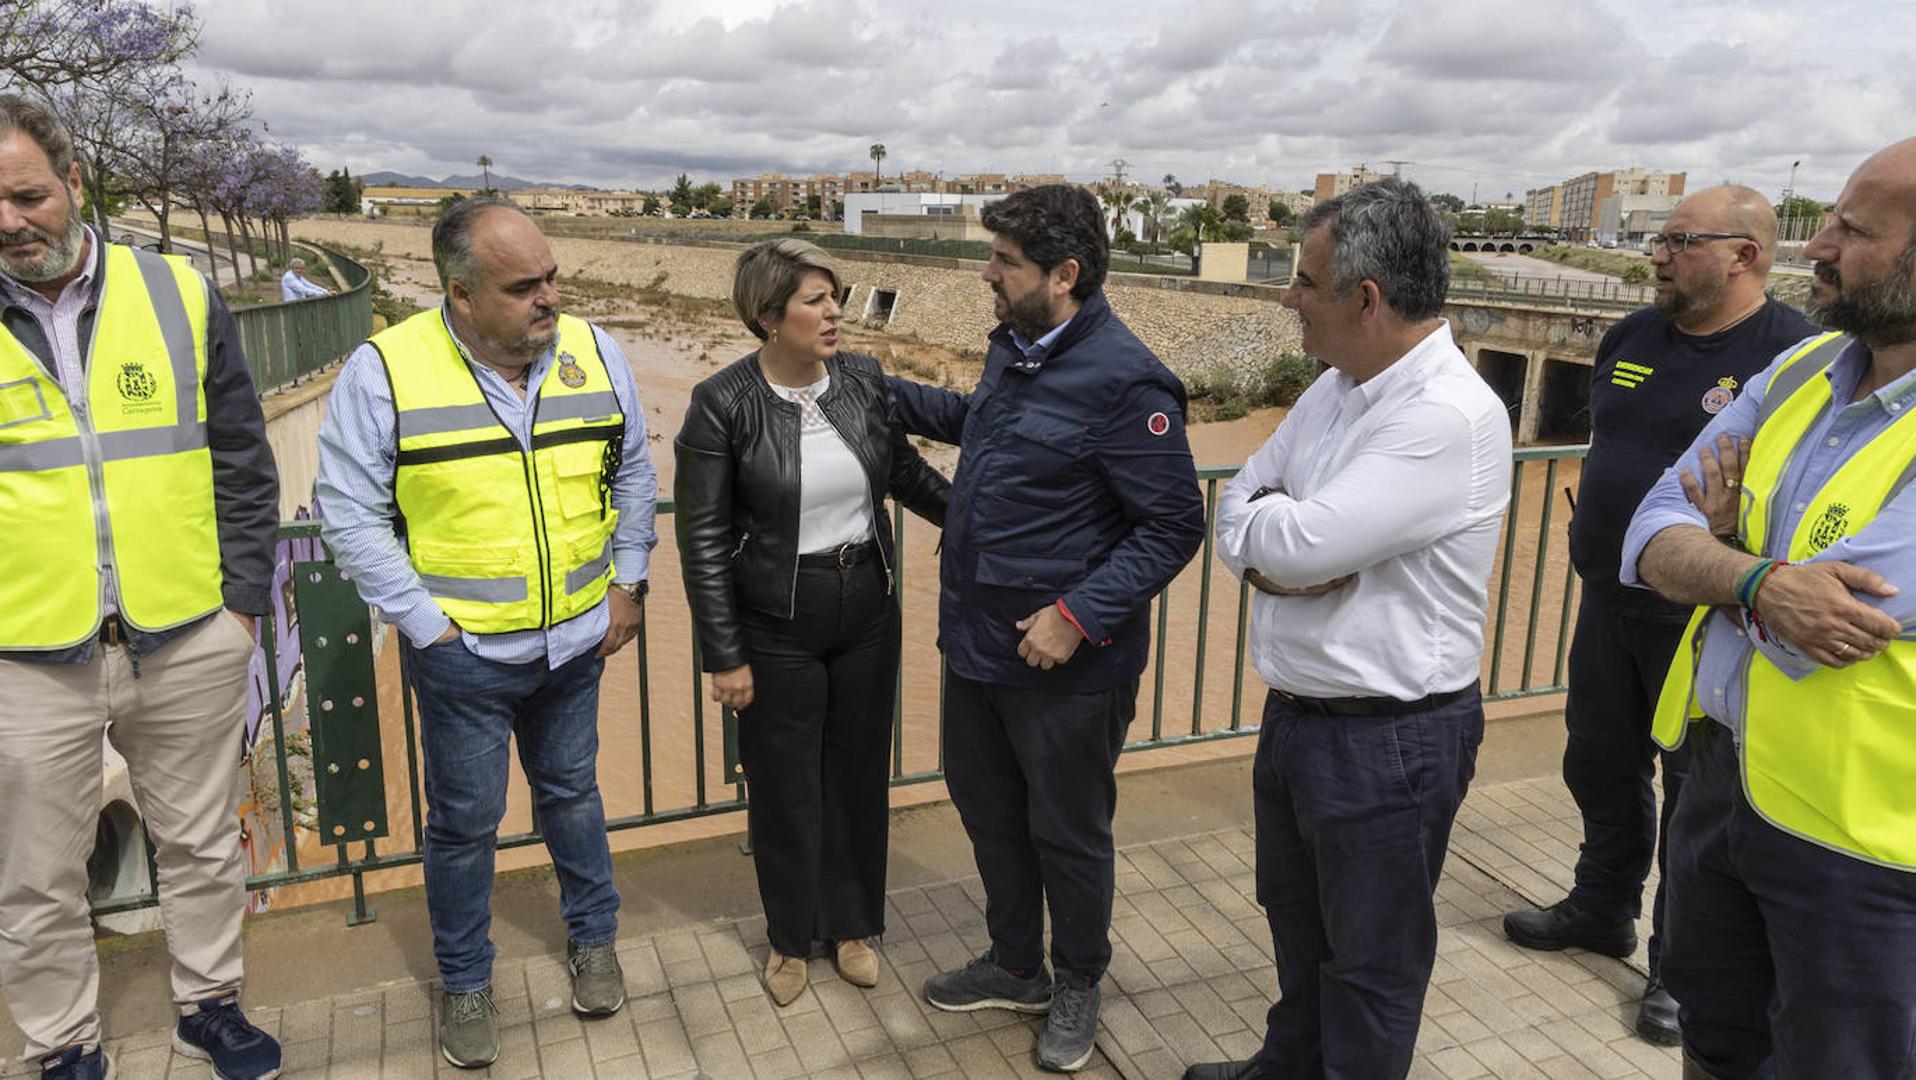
[0,245,221,648]
[1653,331,1916,870]
[374,310,623,634]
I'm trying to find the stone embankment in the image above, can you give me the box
[291,219,1302,389]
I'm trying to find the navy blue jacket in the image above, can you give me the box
[889,291,1205,692]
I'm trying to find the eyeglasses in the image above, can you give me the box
[1647,231,1755,253]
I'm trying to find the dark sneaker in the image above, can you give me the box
[439,986,499,1069]
[173,995,282,1080]
[1502,898,1636,958]
[1036,979,1101,1072]
[1182,1061,1272,1080]
[567,939,628,1016]
[1636,974,1681,1046]
[923,951,1053,1014]
[39,1045,111,1080]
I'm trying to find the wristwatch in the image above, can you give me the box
[616,580,648,602]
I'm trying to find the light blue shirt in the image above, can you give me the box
[315,308,658,668]
[1008,319,1068,364]
[1621,335,1916,737]
[280,269,330,301]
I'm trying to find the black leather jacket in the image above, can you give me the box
[674,351,949,672]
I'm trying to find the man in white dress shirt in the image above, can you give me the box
[1187,178,1513,1080]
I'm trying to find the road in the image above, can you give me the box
[1463,251,1628,285]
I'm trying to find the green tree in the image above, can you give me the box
[708,196,734,218]
[436,191,466,211]
[1221,193,1250,223]
[1483,208,1524,234]
[321,168,360,214]
[1776,194,1828,240]
[641,193,660,215]
[691,181,723,210]
[476,154,494,193]
[1177,201,1222,242]
[670,173,693,214]
[749,197,775,220]
[1168,225,1199,271]
[1142,191,1172,247]
[1621,262,1652,285]
[1098,184,1131,236]
[1162,173,1183,197]
[803,193,822,219]
[1429,192,1465,214]
[869,142,886,181]
[1267,200,1293,227]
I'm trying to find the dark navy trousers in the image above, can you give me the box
[1251,687,1484,1080]
[1562,588,1690,968]
[941,672,1136,986]
[1663,720,1916,1080]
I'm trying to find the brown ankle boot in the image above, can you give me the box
[763,950,807,1006]
[834,938,879,988]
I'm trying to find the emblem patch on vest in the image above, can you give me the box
[1701,375,1738,415]
[1806,501,1851,555]
[555,353,588,389]
[115,362,161,414]
[1147,412,1170,436]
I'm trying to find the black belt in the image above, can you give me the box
[797,539,878,570]
[1270,684,1475,717]
[99,615,124,645]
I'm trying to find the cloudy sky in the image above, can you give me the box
[185,0,1913,202]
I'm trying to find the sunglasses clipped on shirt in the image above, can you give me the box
[1646,231,1755,253]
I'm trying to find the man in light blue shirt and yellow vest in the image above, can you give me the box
[1625,139,1916,1080]
[0,95,282,1080]
[316,198,657,1069]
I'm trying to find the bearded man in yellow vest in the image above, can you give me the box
[315,197,657,1069]
[0,97,283,1080]
[1623,139,1916,1080]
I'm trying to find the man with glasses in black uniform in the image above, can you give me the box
[1503,185,1815,1045]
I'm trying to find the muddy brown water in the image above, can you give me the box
[274,284,1581,909]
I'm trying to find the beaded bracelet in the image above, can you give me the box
[1734,560,1778,611]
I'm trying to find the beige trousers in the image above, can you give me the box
[0,612,253,1059]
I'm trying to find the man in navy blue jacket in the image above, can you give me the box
[889,184,1205,1073]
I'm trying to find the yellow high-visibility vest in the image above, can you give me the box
[373,310,623,634]
[1654,331,1916,870]
[0,245,221,649]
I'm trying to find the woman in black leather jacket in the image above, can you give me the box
[675,239,948,1006]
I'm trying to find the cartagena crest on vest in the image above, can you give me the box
[115,361,160,412]
[1806,501,1852,554]
[1701,375,1738,415]
[555,352,588,389]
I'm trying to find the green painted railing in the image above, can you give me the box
[229,246,373,393]
[91,444,1588,924]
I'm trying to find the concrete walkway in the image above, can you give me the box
[2,719,1681,1079]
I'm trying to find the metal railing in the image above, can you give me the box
[91,445,1587,924]
[229,246,374,393]
[1446,273,1652,309]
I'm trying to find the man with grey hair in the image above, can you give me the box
[1188,178,1512,1080]
[0,94,281,1080]
[1502,186,1813,1046]
[278,256,330,301]
[316,196,657,1067]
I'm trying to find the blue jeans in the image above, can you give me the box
[403,637,619,993]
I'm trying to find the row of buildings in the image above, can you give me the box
[1525,168,1687,243]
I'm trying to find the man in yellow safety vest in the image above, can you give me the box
[0,95,282,1080]
[316,197,657,1069]
[1625,138,1916,1079]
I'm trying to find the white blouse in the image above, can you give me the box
[768,374,875,554]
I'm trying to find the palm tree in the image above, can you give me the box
[477,154,494,193]
[868,143,886,183]
[1098,185,1131,238]
[1141,191,1172,247]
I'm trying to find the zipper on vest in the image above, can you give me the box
[70,307,122,651]
[521,451,554,627]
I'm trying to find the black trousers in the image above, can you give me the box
[1253,687,1484,1080]
[941,672,1136,985]
[737,556,900,959]
[1562,588,1690,968]
[1663,721,1916,1080]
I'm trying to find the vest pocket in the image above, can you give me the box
[552,441,612,519]
[409,540,530,604]
[0,378,51,431]
[973,550,1085,592]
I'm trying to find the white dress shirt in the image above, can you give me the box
[768,373,875,553]
[1214,322,1513,701]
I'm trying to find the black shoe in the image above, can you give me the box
[923,951,1053,1014]
[1036,980,1100,1072]
[1636,975,1681,1046]
[1502,898,1636,958]
[38,1045,111,1080]
[1183,1060,1270,1080]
